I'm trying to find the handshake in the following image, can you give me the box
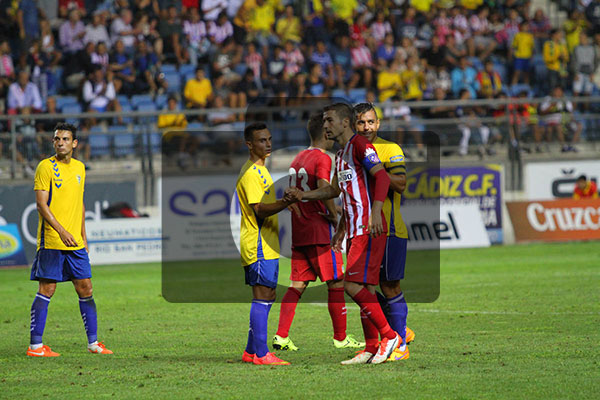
[283,187,303,204]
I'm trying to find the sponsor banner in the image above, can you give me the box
[506,199,600,242]
[403,203,490,249]
[0,182,137,262]
[87,218,161,265]
[525,160,600,200]
[0,224,28,267]
[404,164,503,243]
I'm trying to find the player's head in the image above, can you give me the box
[354,103,380,143]
[307,112,333,150]
[322,103,354,142]
[53,122,78,159]
[244,122,272,159]
[576,174,588,190]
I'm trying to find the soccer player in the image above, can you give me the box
[272,113,364,352]
[285,103,401,365]
[27,123,112,357]
[237,122,293,366]
[354,103,415,361]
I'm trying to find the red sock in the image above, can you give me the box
[276,287,302,338]
[360,310,379,354]
[352,288,396,340]
[327,287,347,341]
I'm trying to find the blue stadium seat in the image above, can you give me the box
[155,94,168,109]
[163,71,182,92]
[349,88,367,103]
[61,103,82,125]
[139,127,162,154]
[233,63,247,76]
[118,102,134,124]
[187,122,205,130]
[332,88,350,101]
[117,94,130,106]
[130,94,154,109]
[161,64,178,74]
[183,71,196,85]
[493,63,507,84]
[469,57,484,71]
[179,64,195,76]
[109,125,136,157]
[137,101,157,123]
[270,128,284,148]
[89,125,112,158]
[510,83,532,97]
[56,96,78,111]
[287,127,308,147]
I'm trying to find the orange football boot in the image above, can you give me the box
[26,345,60,357]
[242,351,255,363]
[252,352,290,365]
[88,342,113,354]
[405,327,415,344]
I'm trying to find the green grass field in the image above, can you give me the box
[1,242,599,399]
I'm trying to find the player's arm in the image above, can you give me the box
[367,163,391,237]
[331,209,346,253]
[286,173,341,202]
[317,178,339,225]
[82,204,88,253]
[388,171,406,194]
[252,197,294,220]
[35,190,78,247]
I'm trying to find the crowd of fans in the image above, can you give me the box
[1,0,600,170]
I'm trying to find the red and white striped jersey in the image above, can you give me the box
[335,134,386,239]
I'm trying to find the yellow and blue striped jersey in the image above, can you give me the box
[236,159,280,266]
[373,137,408,239]
[34,157,86,251]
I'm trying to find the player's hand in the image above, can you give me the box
[318,211,337,225]
[331,229,345,253]
[284,187,303,203]
[59,229,78,247]
[368,213,384,238]
[287,203,302,217]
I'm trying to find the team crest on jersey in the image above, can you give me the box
[338,169,353,183]
[364,147,381,164]
[390,154,404,163]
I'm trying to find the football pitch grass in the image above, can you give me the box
[1,242,598,399]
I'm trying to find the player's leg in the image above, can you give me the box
[27,249,64,357]
[68,249,112,354]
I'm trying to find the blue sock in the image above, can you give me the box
[79,296,98,344]
[387,292,408,342]
[245,327,255,355]
[30,293,51,345]
[249,299,273,358]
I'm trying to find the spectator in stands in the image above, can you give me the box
[266,44,285,86]
[539,86,580,153]
[511,21,534,85]
[232,69,260,115]
[82,65,122,123]
[0,39,15,87]
[572,32,596,100]
[395,6,418,42]
[310,40,335,87]
[377,58,401,102]
[211,37,242,86]
[331,0,358,26]
[159,5,187,65]
[444,33,466,67]
[134,11,163,59]
[424,64,451,97]
[247,0,278,49]
[303,0,328,46]
[132,0,160,19]
[370,11,392,47]
[134,39,167,95]
[349,38,373,89]
[456,88,495,157]
[401,56,425,101]
[376,33,396,65]
[85,10,111,48]
[63,41,95,91]
[450,5,474,57]
[573,175,598,199]
[14,106,40,177]
[208,11,234,45]
[332,35,352,89]
[232,0,254,44]
[423,35,447,69]
[202,0,228,22]
[306,63,329,97]
[543,29,569,91]
[109,39,136,95]
[586,1,600,33]
[184,7,210,66]
[111,8,137,53]
[470,6,496,60]
[451,56,478,98]
[40,20,61,67]
[281,39,304,79]
[158,94,187,129]
[17,0,41,46]
[564,10,587,54]
[8,69,43,114]
[91,42,110,72]
[350,11,369,48]
[59,9,86,55]
[275,4,302,44]
[530,9,551,52]
[59,0,85,19]
[208,95,237,126]
[477,59,502,98]
[244,41,265,88]
[184,66,213,110]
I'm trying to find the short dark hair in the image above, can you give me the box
[244,122,268,142]
[577,175,587,182]
[323,102,354,126]
[54,122,77,140]
[307,112,324,141]
[353,103,378,120]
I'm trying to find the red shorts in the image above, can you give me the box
[291,244,344,282]
[345,234,386,285]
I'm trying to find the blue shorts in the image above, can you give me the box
[244,259,279,289]
[380,236,407,281]
[30,248,91,282]
[514,58,530,72]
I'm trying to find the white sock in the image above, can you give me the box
[399,344,406,351]
[88,340,98,347]
[30,343,43,350]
